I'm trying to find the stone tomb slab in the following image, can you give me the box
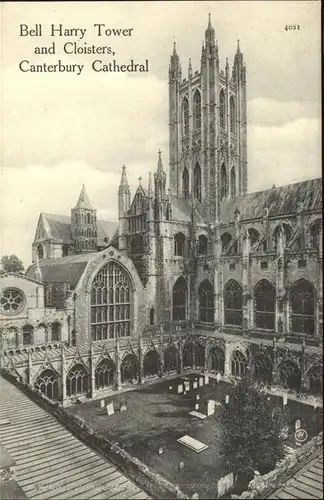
[177,435,209,452]
[189,410,207,420]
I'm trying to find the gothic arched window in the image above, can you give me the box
[66,363,89,397]
[182,97,189,136]
[248,228,260,247]
[149,307,155,325]
[182,168,189,199]
[230,96,236,133]
[194,164,202,202]
[224,280,243,326]
[254,279,276,330]
[230,167,236,198]
[220,164,228,200]
[279,361,301,392]
[164,345,178,372]
[253,353,272,385]
[51,322,61,342]
[210,346,225,374]
[231,350,246,377]
[309,219,321,250]
[37,244,44,260]
[198,235,208,255]
[22,324,33,345]
[273,223,292,250]
[144,350,160,377]
[90,261,131,341]
[199,281,214,323]
[173,277,187,321]
[221,232,232,252]
[121,354,139,383]
[174,233,186,257]
[193,90,202,130]
[291,280,315,335]
[35,369,59,400]
[95,358,115,389]
[220,89,225,128]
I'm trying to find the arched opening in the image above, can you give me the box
[174,233,186,257]
[130,234,144,254]
[144,350,160,377]
[183,341,194,368]
[95,358,115,390]
[66,363,89,397]
[182,97,189,136]
[309,219,321,250]
[248,228,260,247]
[193,90,202,130]
[230,96,236,134]
[253,353,272,385]
[279,361,301,392]
[224,280,243,326]
[51,322,61,342]
[121,354,139,384]
[37,244,44,260]
[254,280,276,330]
[220,89,225,128]
[291,280,315,335]
[62,244,69,257]
[210,346,225,374]
[149,307,155,325]
[231,350,247,377]
[273,224,292,250]
[172,277,187,321]
[2,327,17,350]
[220,164,228,200]
[307,366,322,396]
[199,280,214,323]
[182,168,189,199]
[35,369,59,400]
[164,345,178,372]
[198,235,208,255]
[194,164,202,202]
[22,324,34,346]
[230,167,236,198]
[90,261,131,341]
[221,232,232,252]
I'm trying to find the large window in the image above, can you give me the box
[91,262,131,341]
[254,279,276,330]
[194,164,202,202]
[248,228,260,247]
[51,322,61,342]
[224,280,243,326]
[193,90,202,130]
[221,232,232,252]
[210,346,225,374]
[199,281,214,323]
[95,359,115,390]
[144,350,160,377]
[182,168,189,199]
[22,324,34,345]
[174,233,186,257]
[66,364,89,397]
[182,97,189,136]
[164,345,178,372]
[230,167,236,198]
[173,277,187,321]
[230,96,236,133]
[309,220,321,250]
[35,369,59,400]
[220,164,228,200]
[273,223,292,250]
[253,353,272,385]
[231,350,246,377]
[291,280,315,335]
[198,235,208,255]
[220,89,225,128]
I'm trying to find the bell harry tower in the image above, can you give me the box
[168,14,247,223]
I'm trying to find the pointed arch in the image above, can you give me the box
[230,96,236,133]
[273,223,292,250]
[220,89,225,128]
[194,164,202,202]
[37,243,44,260]
[51,322,61,342]
[66,363,89,397]
[220,163,228,200]
[121,353,139,383]
[182,167,189,199]
[279,360,301,392]
[193,89,202,130]
[253,353,272,385]
[254,279,276,330]
[34,369,60,400]
[307,365,322,396]
[182,97,189,136]
[248,228,260,247]
[231,350,247,377]
[164,345,178,372]
[230,167,236,198]
[22,324,34,346]
[198,234,208,255]
[144,349,160,377]
[95,358,115,389]
[149,307,155,325]
[290,279,315,335]
[209,346,225,374]
[172,277,187,321]
[309,219,321,249]
[224,280,243,326]
[221,232,232,251]
[174,233,186,257]
[199,280,214,323]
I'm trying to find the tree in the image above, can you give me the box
[219,374,285,487]
[0,255,25,275]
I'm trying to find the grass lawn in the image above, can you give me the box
[66,374,322,499]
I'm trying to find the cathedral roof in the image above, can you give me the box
[73,185,94,210]
[220,178,322,224]
[170,196,204,223]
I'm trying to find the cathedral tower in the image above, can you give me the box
[169,14,247,222]
[71,185,97,254]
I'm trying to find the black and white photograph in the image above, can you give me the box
[0,1,322,499]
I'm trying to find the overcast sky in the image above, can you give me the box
[0,1,321,267]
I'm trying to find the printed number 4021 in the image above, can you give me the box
[285,25,300,31]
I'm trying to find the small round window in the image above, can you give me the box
[0,288,25,315]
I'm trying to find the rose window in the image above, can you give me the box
[0,288,24,314]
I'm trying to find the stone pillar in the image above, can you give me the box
[276,227,286,336]
[242,229,250,333]
[61,343,67,403]
[224,342,231,378]
[114,337,122,391]
[318,223,323,339]
[271,337,279,386]
[44,324,49,344]
[177,329,183,375]
[213,228,222,326]
[300,340,307,395]
[89,342,96,398]
[138,335,144,386]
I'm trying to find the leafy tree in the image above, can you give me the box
[0,255,25,275]
[219,373,285,486]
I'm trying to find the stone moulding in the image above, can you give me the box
[0,369,189,500]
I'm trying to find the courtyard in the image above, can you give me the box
[66,374,322,499]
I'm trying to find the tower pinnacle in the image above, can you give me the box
[74,185,93,210]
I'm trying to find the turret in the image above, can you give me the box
[169,41,182,82]
[154,150,167,201]
[71,185,97,254]
[118,165,131,218]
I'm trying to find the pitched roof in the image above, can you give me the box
[220,178,322,224]
[25,253,96,289]
[73,185,93,210]
[42,213,72,242]
[97,220,118,246]
[170,196,204,223]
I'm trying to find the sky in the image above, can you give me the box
[0,0,321,267]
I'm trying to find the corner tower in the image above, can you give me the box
[168,14,247,222]
[71,185,97,254]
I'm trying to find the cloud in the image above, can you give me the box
[248,98,320,127]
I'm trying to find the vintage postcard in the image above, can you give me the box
[0,1,322,499]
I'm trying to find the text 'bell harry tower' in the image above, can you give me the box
[169,14,247,222]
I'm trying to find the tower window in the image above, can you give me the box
[193,90,201,130]
[220,164,228,200]
[194,164,202,202]
[230,96,236,134]
[220,90,225,128]
[174,233,186,257]
[230,167,236,198]
[182,167,189,199]
[182,97,189,136]
[291,279,315,335]
[172,277,187,321]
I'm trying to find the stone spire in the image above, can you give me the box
[118,165,130,193]
[154,150,167,200]
[148,170,153,198]
[205,12,215,48]
[169,40,181,81]
[74,185,93,210]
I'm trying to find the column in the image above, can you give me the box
[90,342,96,398]
[271,337,279,386]
[159,324,164,376]
[27,350,33,385]
[138,335,144,386]
[224,342,231,378]
[276,227,286,336]
[61,344,67,403]
[114,337,122,390]
[242,229,250,333]
[299,340,307,396]
[177,328,183,375]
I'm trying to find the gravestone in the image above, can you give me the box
[193,381,198,389]
[106,402,114,416]
[204,374,209,385]
[216,372,222,383]
[177,435,208,452]
[225,395,230,404]
[195,403,199,411]
[177,384,183,394]
[195,394,200,401]
[120,404,127,412]
[206,399,216,416]
[100,399,105,408]
[295,419,301,430]
[184,381,190,392]
[199,377,204,387]
[189,410,207,420]
[217,472,234,498]
[169,385,172,391]
[179,461,184,470]
[282,394,288,406]
[192,494,199,499]
[158,447,163,455]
